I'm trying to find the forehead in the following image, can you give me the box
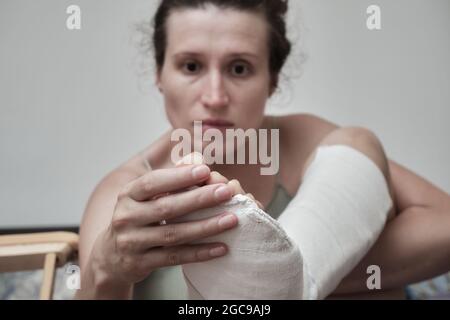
[165,6,268,57]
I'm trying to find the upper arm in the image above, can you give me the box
[287,114,450,212]
[388,160,450,213]
[289,114,449,212]
[78,157,147,269]
[280,113,339,162]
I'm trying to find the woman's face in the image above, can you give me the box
[156,6,273,137]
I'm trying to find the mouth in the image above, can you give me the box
[194,119,235,132]
[202,119,234,126]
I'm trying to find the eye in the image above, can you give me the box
[182,60,201,74]
[230,61,251,77]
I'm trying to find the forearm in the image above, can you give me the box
[73,257,134,300]
[334,205,450,295]
[74,245,134,300]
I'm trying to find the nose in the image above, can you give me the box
[201,71,229,110]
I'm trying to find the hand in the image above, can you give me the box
[176,152,264,210]
[90,161,239,288]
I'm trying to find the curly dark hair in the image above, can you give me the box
[151,0,292,90]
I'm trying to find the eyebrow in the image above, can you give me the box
[172,51,260,61]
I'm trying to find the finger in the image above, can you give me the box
[227,179,245,196]
[176,152,205,167]
[245,193,255,201]
[176,153,209,190]
[244,193,264,209]
[141,243,230,270]
[124,164,211,201]
[205,171,229,185]
[128,183,233,225]
[256,200,264,210]
[118,212,238,252]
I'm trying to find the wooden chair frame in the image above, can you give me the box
[0,232,79,300]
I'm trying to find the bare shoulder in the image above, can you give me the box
[270,113,339,194]
[117,130,173,175]
[275,113,338,158]
[277,113,339,140]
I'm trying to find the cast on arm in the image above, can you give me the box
[334,160,450,294]
[178,145,393,299]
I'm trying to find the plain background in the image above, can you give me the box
[1,0,449,228]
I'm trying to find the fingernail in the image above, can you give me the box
[190,152,205,165]
[214,185,232,201]
[209,246,227,257]
[218,214,237,228]
[192,165,210,179]
[178,152,205,166]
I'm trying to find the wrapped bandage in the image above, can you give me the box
[177,145,393,299]
[178,195,304,299]
[278,145,393,298]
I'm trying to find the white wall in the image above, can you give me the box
[1,0,449,228]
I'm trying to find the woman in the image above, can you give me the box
[75,0,450,299]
